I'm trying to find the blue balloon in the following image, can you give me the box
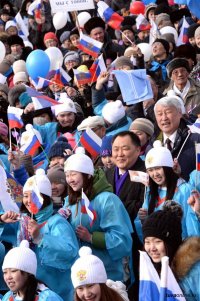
[26,50,50,80]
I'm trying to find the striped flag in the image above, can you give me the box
[14,12,29,39]
[73,68,92,85]
[80,127,102,158]
[21,134,41,156]
[28,0,42,20]
[81,190,97,226]
[136,14,151,31]
[89,54,107,82]
[97,1,124,30]
[195,143,200,171]
[187,118,200,135]
[26,86,58,109]
[7,106,24,129]
[176,16,190,46]
[78,33,103,58]
[30,186,43,214]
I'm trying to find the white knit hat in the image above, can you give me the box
[13,71,29,85]
[13,60,27,74]
[5,20,17,31]
[23,169,52,197]
[2,240,37,276]
[20,124,43,153]
[77,116,105,131]
[102,100,125,124]
[145,140,173,169]
[71,247,107,288]
[64,153,94,176]
[54,94,77,116]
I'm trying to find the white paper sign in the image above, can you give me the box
[50,0,95,13]
[129,170,149,186]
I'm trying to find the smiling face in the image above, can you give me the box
[3,269,29,294]
[155,104,182,136]
[56,112,76,128]
[76,284,101,301]
[23,190,33,213]
[66,171,84,192]
[144,237,166,263]
[147,167,166,187]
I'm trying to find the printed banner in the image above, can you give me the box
[50,0,95,13]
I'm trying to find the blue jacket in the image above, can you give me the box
[134,179,199,241]
[0,204,79,301]
[2,284,64,301]
[64,187,133,282]
[32,143,51,171]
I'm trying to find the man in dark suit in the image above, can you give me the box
[105,131,146,301]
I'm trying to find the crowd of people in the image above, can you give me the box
[0,0,200,300]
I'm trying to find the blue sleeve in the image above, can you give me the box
[39,289,64,301]
[99,193,133,260]
[13,166,29,186]
[91,85,108,116]
[186,206,200,236]
[179,262,200,301]
[37,215,79,270]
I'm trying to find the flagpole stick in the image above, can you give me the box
[120,30,135,45]
[80,188,83,226]
[74,11,81,33]
[72,136,81,153]
[30,128,50,163]
[14,128,19,149]
[176,131,191,160]
[9,127,12,150]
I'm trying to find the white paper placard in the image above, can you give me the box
[50,0,95,13]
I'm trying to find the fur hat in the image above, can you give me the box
[43,32,58,44]
[69,27,79,38]
[64,153,94,176]
[13,71,29,85]
[84,17,105,35]
[48,136,72,160]
[60,31,70,44]
[64,51,80,64]
[77,116,105,131]
[129,118,154,136]
[102,100,126,125]
[142,204,182,256]
[145,140,173,169]
[7,35,24,47]
[13,60,27,74]
[153,38,170,54]
[115,56,134,70]
[71,246,107,289]
[0,83,9,95]
[160,33,175,45]
[8,84,26,106]
[121,25,134,34]
[174,44,197,65]
[47,166,67,185]
[23,169,52,197]
[155,13,171,27]
[2,240,37,276]
[166,58,190,78]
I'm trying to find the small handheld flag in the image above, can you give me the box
[73,68,92,85]
[97,1,124,30]
[30,186,43,214]
[195,143,200,171]
[78,33,103,58]
[26,86,59,109]
[7,106,24,129]
[80,128,102,158]
[89,54,107,82]
[129,170,149,186]
[136,14,151,31]
[81,190,97,226]
[176,16,189,46]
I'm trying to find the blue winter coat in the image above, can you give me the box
[134,179,199,241]
[0,204,79,301]
[2,283,64,301]
[64,191,133,282]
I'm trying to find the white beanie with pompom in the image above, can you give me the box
[23,169,52,197]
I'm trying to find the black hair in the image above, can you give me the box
[112,130,141,147]
[148,166,179,215]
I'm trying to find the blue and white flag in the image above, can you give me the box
[176,16,190,46]
[14,12,29,40]
[139,251,186,301]
[112,69,153,105]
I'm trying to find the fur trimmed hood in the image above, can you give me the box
[172,236,200,279]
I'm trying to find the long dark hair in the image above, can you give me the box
[20,272,38,301]
[148,167,179,215]
[74,283,125,301]
[21,193,52,215]
[68,173,94,205]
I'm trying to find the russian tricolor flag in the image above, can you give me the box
[176,16,189,46]
[7,106,24,129]
[80,128,102,158]
[97,1,124,30]
[89,54,107,82]
[139,251,186,301]
[26,86,59,109]
[73,68,92,85]
[195,143,200,171]
[30,187,43,214]
[136,14,151,31]
[81,191,97,226]
[187,118,200,134]
[23,134,41,156]
[78,33,103,58]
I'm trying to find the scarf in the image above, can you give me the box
[149,60,170,80]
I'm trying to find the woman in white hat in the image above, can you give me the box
[64,151,133,284]
[134,141,199,242]
[0,169,79,301]
[2,240,63,301]
[71,246,129,301]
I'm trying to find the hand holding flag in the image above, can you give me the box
[81,190,97,226]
